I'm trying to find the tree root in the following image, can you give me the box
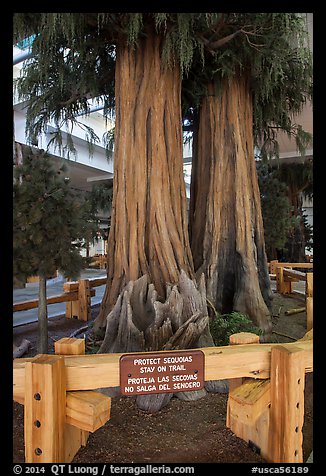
[98,270,225,412]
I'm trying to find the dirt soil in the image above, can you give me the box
[13,290,313,464]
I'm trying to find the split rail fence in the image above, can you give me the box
[14,261,313,331]
[13,261,313,462]
[13,329,313,464]
[13,276,107,322]
[268,260,313,331]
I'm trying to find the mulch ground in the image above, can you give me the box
[13,292,313,463]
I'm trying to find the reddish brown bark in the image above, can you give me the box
[95,31,194,328]
[189,77,273,335]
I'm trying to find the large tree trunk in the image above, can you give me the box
[94,29,194,329]
[189,78,273,337]
[93,31,229,412]
[38,274,48,354]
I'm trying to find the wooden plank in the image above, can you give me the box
[13,292,78,312]
[268,346,305,463]
[306,297,313,332]
[283,268,306,282]
[64,278,106,292]
[230,379,270,406]
[14,290,95,313]
[78,279,91,321]
[274,263,313,269]
[65,300,79,319]
[228,332,260,392]
[24,355,66,463]
[14,385,111,433]
[13,337,313,401]
[284,307,306,316]
[276,266,293,294]
[63,281,79,292]
[65,289,95,320]
[306,272,313,297]
[55,338,85,355]
[227,332,270,458]
[88,277,107,288]
[64,424,88,463]
[269,260,279,274]
[66,391,111,432]
[55,334,89,461]
[228,379,270,420]
[227,379,271,459]
[229,333,260,345]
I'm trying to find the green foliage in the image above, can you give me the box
[257,162,296,258]
[14,13,116,151]
[250,14,312,152]
[209,310,262,347]
[182,13,312,158]
[302,214,313,253]
[13,148,98,282]
[157,13,206,75]
[14,13,312,163]
[277,162,313,198]
[257,161,313,261]
[12,13,219,151]
[282,212,313,262]
[276,162,313,259]
[89,182,113,214]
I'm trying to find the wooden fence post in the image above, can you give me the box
[268,346,305,463]
[64,281,79,319]
[228,332,260,392]
[276,266,293,294]
[269,260,279,274]
[66,300,79,320]
[55,337,85,355]
[78,279,91,321]
[24,355,66,463]
[65,279,91,321]
[306,298,313,332]
[55,337,89,462]
[306,272,313,331]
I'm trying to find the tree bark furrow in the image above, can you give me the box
[189,76,272,336]
[95,31,194,327]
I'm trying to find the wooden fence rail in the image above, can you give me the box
[13,336,313,403]
[13,276,107,321]
[13,330,313,463]
[268,261,313,331]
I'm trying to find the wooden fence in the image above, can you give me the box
[13,263,313,462]
[13,329,313,464]
[14,261,313,326]
[89,254,107,269]
[268,260,313,331]
[13,276,107,322]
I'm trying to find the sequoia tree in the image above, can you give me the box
[96,26,194,327]
[186,13,312,334]
[14,13,312,351]
[13,14,220,358]
[189,76,273,334]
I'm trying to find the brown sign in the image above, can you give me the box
[120,350,205,396]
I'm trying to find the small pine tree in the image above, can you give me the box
[257,161,313,262]
[257,162,296,260]
[13,147,98,353]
